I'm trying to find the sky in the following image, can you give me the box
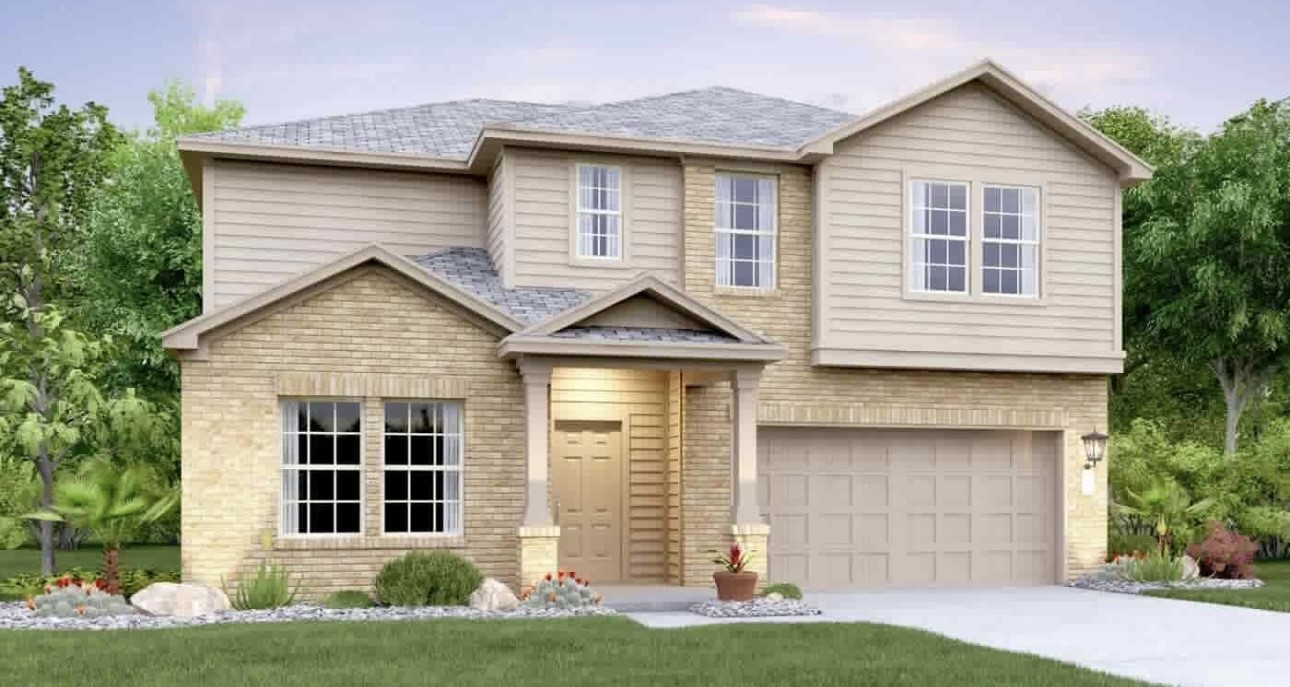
[3,0,1287,134]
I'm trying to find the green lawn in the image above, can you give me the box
[1146,559,1290,612]
[0,617,1148,687]
[0,545,179,579]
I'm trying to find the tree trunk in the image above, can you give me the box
[37,453,54,575]
[102,545,119,594]
[1211,357,1278,455]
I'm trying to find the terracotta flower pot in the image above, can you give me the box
[713,571,758,601]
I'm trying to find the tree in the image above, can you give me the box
[1117,478,1215,555]
[1087,103,1290,454]
[78,81,243,399]
[0,68,123,573]
[28,457,176,593]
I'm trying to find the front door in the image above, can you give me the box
[552,421,623,583]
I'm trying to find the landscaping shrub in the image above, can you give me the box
[1125,551,1184,582]
[374,551,482,607]
[1186,521,1258,579]
[0,567,177,600]
[521,571,600,609]
[324,590,374,609]
[29,581,132,618]
[225,562,299,610]
[1107,531,1159,560]
[759,583,803,600]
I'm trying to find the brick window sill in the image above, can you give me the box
[273,535,465,551]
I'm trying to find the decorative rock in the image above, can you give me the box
[1181,555,1200,581]
[0,600,616,631]
[690,598,821,618]
[469,578,518,612]
[130,583,230,618]
[1068,575,1263,595]
[764,592,784,602]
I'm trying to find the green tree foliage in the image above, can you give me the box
[78,81,243,399]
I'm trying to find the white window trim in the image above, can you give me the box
[714,171,778,291]
[379,400,465,538]
[571,162,625,263]
[279,399,365,539]
[907,179,970,296]
[980,183,1042,299]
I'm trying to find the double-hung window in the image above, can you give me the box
[982,185,1040,297]
[575,164,622,260]
[909,180,969,293]
[715,173,776,288]
[383,402,463,535]
[281,401,362,535]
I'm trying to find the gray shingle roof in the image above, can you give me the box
[188,100,576,159]
[186,88,856,158]
[549,326,737,343]
[413,247,590,325]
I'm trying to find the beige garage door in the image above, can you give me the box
[759,427,1059,589]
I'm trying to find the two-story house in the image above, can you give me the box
[163,60,1151,597]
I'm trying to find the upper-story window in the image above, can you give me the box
[715,173,776,289]
[909,180,969,293]
[982,185,1040,297]
[575,164,622,260]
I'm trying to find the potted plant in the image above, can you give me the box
[711,542,757,601]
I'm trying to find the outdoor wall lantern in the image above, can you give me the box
[1080,428,1108,469]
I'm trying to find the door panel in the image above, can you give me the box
[552,422,623,583]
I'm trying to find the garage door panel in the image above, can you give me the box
[760,427,1058,589]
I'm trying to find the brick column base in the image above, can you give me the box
[731,523,770,590]
[517,526,560,594]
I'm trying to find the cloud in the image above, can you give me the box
[731,5,960,51]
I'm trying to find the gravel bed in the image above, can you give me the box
[1067,577,1265,595]
[0,601,616,631]
[689,598,822,618]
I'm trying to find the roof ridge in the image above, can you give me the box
[503,85,855,128]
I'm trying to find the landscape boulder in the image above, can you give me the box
[469,578,518,611]
[130,582,230,617]
[1181,554,1200,581]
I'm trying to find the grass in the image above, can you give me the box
[0,617,1148,686]
[0,545,180,599]
[1146,558,1290,612]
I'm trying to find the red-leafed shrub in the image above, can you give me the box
[1186,522,1258,579]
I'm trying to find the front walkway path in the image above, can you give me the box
[626,586,1290,687]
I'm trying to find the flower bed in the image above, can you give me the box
[0,600,616,631]
[689,598,821,618]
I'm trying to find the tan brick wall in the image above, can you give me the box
[680,161,1108,578]
[181,266,524,598]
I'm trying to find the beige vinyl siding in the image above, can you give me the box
[815,82,1121,371]
[486,155,515,287]
[664,371,684,584]
[550,368,668,582]
[509,148,682,291]
[208,159,487,309]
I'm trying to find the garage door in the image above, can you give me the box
[759,427,1059,589]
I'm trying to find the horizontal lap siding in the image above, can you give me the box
[510,148,682,291]
[209,160,487,309]
[487,156,512,285]
[817,83,1119,359]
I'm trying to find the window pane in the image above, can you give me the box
[949,184,966,210]
[410,471,433,501]
[335,403,361,433]
[309,470,334,501]
[733,204,756,230]
[983,268,1000,293]
[294,404,308,432]
[733,260,757,287]
[1001,270,1019,294]
[984,213,1001,239]
[385,403,408,433]
[409,503,433,533]
[297,503,309,533]
[931,183,948,208]
[984,186,1000,212]
[309,435,333,465]
[733,177,758,203]
[309,503,334,534]
[929,239,947,264]
[928,265,947,291]
[385,435,407,465]
[733,233,757,260]
[948,240,965,266]
[984,242,1000,268]
[385,504,407,533]
[1002,188,1020,213]
[929,210,948,235]
[410,435,432,465]
[411,404,433,434]
[336,435,360,465]
[948,267,966,293]
[336,504,361,534]
[386,471,408,501]
[948,211,966,237]
[337,470,361,501]
[1001,215,1020,240]
[308,402,334,433]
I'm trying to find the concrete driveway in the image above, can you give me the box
[627,586,1290,687]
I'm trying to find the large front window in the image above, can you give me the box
[575,164,622,260]
[281,401,362,535]
[715,173,776,288]
[909,180,969,293]
[383,402,463,535]
[982,185,1040,297]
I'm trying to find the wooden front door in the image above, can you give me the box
[552,421,624,583]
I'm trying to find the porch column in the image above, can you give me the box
[730,367,770,583]
[517,359,558,591]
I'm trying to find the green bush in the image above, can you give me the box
[324,590,374,608]
[0,455,38,549]
[1108,530,1159,559]
[1120,551,1184,583]
[225,562,299,610]
[759,583,803,600]
[374,551,482,607]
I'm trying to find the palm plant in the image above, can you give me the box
[1116,478,1214,555]
[27,459,177,594]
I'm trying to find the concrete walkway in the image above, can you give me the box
[626,586,1290,687]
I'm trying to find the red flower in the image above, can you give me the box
[568,570,576,579]
[544,573,552,581]
[557,570,566,578]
